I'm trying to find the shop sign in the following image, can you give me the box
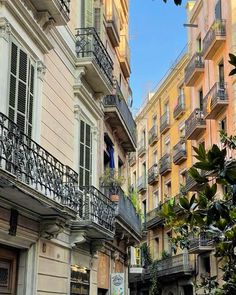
[111,273,124,295]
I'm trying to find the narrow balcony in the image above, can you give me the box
[185,174,200,192]
[105,0,120,47]
[148,125,158,146]
[103,95,137,151]
[0,112,79,218]
[75,28,113,94]
[173,95,185,119]
[203,82,228,119]
[129,152,136,167]
[173,140,187,165]
[160,112,170,134]
[185,108,206,140]
[146,207,164,229]
[189,234,214,254]
[155,253,194,280]
[102,186,142,240]
[137,176,147,193]
[185,53,204,87]
[159,154,172,176]
[202,19,226,60]
[30,0,70,25]
[72,186,115,240]
[138,139,146,157]
[148,164,159,184]
[118,35,131,78]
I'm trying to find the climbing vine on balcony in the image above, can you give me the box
[150,260,162,295]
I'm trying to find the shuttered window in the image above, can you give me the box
[79,120,92,186]
[9,41,35,137]
[94,7,101,35]
[81,0,93,28]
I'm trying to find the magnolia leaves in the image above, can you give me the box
[162,0,182,5]
[229,53,236,76]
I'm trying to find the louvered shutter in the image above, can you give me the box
[94,7,101,35]
[215,0,222,19]
[8,41,35,137]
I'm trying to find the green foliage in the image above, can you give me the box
[229,53,236,76]
[162,0,182,5]
[129,189,142,217]
[99,168,125,187]
[140,243,152,267]
[160,134,236,294]
[150,260,162,295]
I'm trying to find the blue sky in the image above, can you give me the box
[130,0,188,112]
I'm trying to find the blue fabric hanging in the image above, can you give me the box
[107,145,115,169]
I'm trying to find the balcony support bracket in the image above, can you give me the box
[40,216,66,240]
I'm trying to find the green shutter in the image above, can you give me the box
[94,7,101,35]
[81,0,93,28]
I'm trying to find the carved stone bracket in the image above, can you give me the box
[0,18,11,42]
[75,66,86,86]
[70,230,87,247]
[74,104,82,121]
[90,240,105,256]
[40,217,66,240]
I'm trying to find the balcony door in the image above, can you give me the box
[0,246,18,295]
[215,0,222,19]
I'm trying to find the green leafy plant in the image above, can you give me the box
[129,188,143,217]
[140,243,152,267]
[150,260,162,295]
[100,168,125,187]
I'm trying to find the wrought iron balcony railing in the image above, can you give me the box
[148,125,158,146]
[173,95,185,119]
[75,27,113,86]
[159,153,171,175]
[79,186,115,232]
[103,95,137,149]
[105,0,120,47]
[155,253,194,278]
[202,19,226,59]
[137,176,147,192]
[101,185,142,237]
[146,206,163,229]
[184,53,204,86]
[0,112,79,210]
[189,234,214,254]
[160,111,170,134]
[185,108,206,140]
[148,164,159,184]
[138,138,146,157]
[58,0,70,16]
[173,140,187,165]
[203,82,228,119]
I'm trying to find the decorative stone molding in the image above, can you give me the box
[74,104,82,121]
[75,67,86,86]
[37,60,46,81]
[91,126,99,142]
[40,217,65,240]
[70,230,87,247]
[0,18,11,42]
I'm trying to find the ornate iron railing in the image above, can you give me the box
[173,140,187,164]
[173,95,185,119]
[79,186,115,232]
[202,19,226,56]
[203,82,228,117]
[137,176,147,192]
[185,52,204,83]
[0,112,79,210]
[155,253,193,277]
[103,95,137,145]
[189,234,213,250]
[160,111,170,133]
[58,0,70,17]
[148,125,158,145]
[75,27,113,85]
[185,108,206,139]
[148,164,159,184]
[159,153,171,175]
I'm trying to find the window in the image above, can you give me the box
[153,151,158,165]
[180,170,187,187]
[118,157,123,178]
[165,180,172,199]
[142,162,146,178]
[142,200,147,224]
[218,61,225,86]
[153,190,159,208]
[198,88,204,111]
[94,7,101,35]
[142,129,146,145]
[178,85,184,105]
[201,255,211,276]
[179,122,185,139]
[152,115,157,127]
[9,41,35,137]
[164,137,170,154]
[81,0,93,27]
[215,0,222,19]
[79,120,92,186]
[132,171,136,189]
[219,117,227,132]
[166,231,172,255]
[196,36,202,53]
[153,237,159,259]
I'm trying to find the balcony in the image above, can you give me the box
[129,152,136,167]
[148,164,159,185]
[173,95,185,119]
[202,19,226,60]
[160,112,170,134]
[148,125,158,146]
[203,82,228,119]
[185,174,200,192]
[103,95,137,151]
[159,154,171,176]
[71,186,115,240]
[185,108,206,140]
[30,0,70,25]
[102,186,142,240]
[155,253,194,280]
[173,140,187,165]
[138,139,146,157]
[137,176,147,193]
[75,28,113,94]
[105,0,120,47]
[185,53,204,87]
[118,35,131,78]
[0,112,80,219]
[189,234,214,254]
[146,207,164,229]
